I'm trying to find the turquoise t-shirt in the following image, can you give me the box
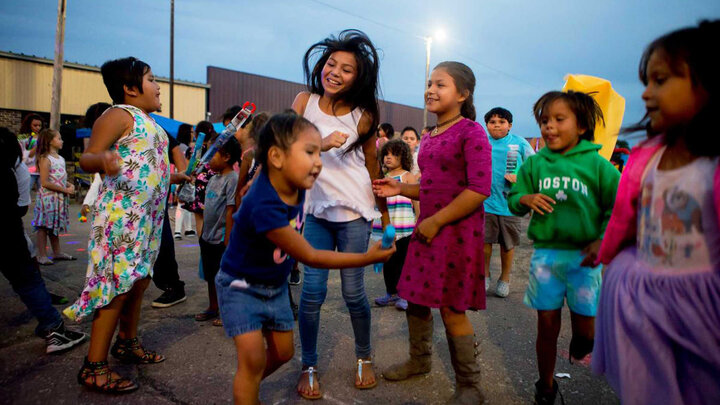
[484,133,535,216]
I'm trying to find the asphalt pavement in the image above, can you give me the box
[0,202,619,404]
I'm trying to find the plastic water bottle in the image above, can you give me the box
[374,225,396,273]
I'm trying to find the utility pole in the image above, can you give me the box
[50,0,67,130]
[169,0,174,118]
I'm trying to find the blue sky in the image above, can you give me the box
[1,0,718,138]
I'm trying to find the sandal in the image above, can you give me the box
[52,253,76,261]
[77,356,138,394]
[212,318,223,327]
[37,257,54,266]
[194,310,218,322]
[297,366,322,400]
[355,358,377,390]
[111,336,165,364]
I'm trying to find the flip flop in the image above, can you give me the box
[297,367,322,400]
[37,257,54,266]
[53,253,76,261]
[212,318,223,327]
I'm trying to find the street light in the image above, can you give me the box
[422,30,446,128]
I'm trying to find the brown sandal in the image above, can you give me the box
[77,356,138,394]
[355,358,377,389]
[111,336,165,364]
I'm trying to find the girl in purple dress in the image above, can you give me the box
[373,61,491,404]
[594,20,720,405]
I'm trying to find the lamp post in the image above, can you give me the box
[422,36,432,129]
[422,30,445,129]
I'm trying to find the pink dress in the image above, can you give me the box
[398,119,492,310]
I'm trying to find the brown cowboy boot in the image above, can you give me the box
[383,312,433,381]
[447,333,485,404]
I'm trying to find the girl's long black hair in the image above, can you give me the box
[303,29,380,155]
[626,19,719,157]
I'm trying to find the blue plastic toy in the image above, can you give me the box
[374,225,396,273]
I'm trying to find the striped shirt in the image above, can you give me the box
[372,171,417,239]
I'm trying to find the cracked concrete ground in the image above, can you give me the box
[1,203,619,404]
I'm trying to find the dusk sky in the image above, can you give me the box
[1,0,719,138]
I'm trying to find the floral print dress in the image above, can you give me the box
[32,154,69,235]
[64,105,169,322]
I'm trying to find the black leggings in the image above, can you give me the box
[383,236,411,295]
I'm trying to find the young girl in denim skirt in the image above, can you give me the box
[216,112,394,404]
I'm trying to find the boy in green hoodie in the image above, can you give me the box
[508,91,619,405]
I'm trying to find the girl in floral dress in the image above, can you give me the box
[32,128,75,265]
[64,57,169,394]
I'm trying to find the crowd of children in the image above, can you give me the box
[3,19,719,405]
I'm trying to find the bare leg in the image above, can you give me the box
[262,330,294,378]
[36,228,48,260]
[49,234,61,257]
[569,311,595,361]
[499,246,515,283]
[536,309,562,389]
[483,243,492,279]
[233,330,266,405]
[117,277,151,341]
[194,213,204,236]
[440,306,474,337]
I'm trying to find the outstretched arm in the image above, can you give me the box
[266,225,395,269]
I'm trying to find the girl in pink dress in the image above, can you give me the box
[374,61,491,404]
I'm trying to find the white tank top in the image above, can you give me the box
[303,93,379,222]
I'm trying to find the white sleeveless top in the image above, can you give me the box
[303,93,379,222]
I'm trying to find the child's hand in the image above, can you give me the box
[504,173,517,183]
[101,151,122,176]
[321,131,349,151]
[581,239,602,267]
[170,172,191,185]
[372,178,401,197]
[519,194,555,215]
[415,216,441,245]
[367,240,396,263]
[80,205,90,217]
[66,183,75,195]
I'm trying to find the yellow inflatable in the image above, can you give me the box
[562,74,625,161]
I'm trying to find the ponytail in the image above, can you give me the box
[435,61,477,121]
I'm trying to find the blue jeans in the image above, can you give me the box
[298,215,372,366]
[4,237,62,337]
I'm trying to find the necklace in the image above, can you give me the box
[432,114,463,135]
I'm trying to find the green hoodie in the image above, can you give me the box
[507,140,620,249]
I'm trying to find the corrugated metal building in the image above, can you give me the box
[0,51,208,132]
[207,66,433,133]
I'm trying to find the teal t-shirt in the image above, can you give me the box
[484,133,535,216]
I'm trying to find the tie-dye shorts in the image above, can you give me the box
[523,248,602,316]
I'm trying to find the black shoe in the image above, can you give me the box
[289,271,301,285]
[534,379,563,405]
[50,292,69,305]
[45,322,87,354]
[152,287,187,308]
[184,230,196,237]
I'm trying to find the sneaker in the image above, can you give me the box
[184,230,196,237]
[151,287,187,308]
[289,271,301,285]
[174,232,182,240]
[45,323,87,354]
[495,280,510,298]
[534,379,563,405]
[374,293,399,307]
[485,277,490,291]
[395,298,408,311]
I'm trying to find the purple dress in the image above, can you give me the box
[593,154,720,405]
[398,119,492,310]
